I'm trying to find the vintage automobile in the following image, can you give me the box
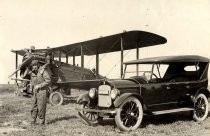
[76,55,210,131]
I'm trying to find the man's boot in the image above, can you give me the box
[40,119,45,125]
[30,118,36,125]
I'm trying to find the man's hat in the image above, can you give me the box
[30,46,35,50]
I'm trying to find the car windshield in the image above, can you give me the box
[123,63,169,80]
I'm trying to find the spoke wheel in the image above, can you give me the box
[115,97,143,131]
[49,91,64,106]
[193,93,208,122]
[79,102,102,125]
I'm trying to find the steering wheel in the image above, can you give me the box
[142,71,158,80]
[169,79,176,82]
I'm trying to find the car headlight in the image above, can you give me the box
[89,88,97,99]
[110,88,119,100]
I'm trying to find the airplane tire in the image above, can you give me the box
[49,91,64,106]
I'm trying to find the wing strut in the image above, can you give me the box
[120,36,124,78]
[73,55,75,66]
[66,54,68,63]
[59,51,61,62]
[96,52,99,77]
[136,43,139,76]
[15,51,18,79]
[81,44,84,79]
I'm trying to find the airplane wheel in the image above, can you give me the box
[49,91,64,106]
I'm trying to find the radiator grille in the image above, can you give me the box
[98,85,112,107]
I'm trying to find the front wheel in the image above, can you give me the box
[192,93,209,122]
[78,102,102,126]
[115,97,143,131]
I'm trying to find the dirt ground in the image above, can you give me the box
[0,84,210,136]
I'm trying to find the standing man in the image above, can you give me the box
[30,60,51,125]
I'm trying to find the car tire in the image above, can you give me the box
[115,96,143,131]
[192,93,209,122]
[49,91,64,106]
[78,102,102,126]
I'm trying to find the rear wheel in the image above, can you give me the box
[78,102,102,126]
[115,97,143,131]
[192,93,208,121]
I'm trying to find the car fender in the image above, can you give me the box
[194,88,210,101]
[114,93,146,109]
[77,93,90,104]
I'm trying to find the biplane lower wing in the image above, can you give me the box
[55,79,103,90]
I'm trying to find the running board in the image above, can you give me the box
[152,108,194,115]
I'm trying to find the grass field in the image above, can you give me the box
[0,84,210,136]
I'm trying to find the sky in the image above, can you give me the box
[0,0,210,84]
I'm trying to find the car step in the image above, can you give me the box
[152,108,194,115]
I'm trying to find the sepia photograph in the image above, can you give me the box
[0,0,210,135]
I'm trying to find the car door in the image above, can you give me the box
[163,81,191,108]
[145,81,190,111]
[142,82,173,111]
[163,65,201,108]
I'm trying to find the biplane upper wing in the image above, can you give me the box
[11,30,167,90]
[11,30,167,57]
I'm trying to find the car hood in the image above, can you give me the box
[107,79,140,89]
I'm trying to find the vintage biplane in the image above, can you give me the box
[9,30,167,105]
